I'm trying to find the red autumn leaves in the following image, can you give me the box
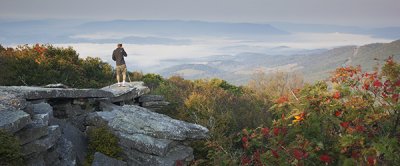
[237,57,398,165]
[331,66,361,83]
[261,127,269,136]
[276,95,289,104]
[292,149,308,160]
[33,43,47,64]
[332,91,341,99]
[319,154,332,164]
[340,121,350,128]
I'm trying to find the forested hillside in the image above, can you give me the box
[161,40,400,84]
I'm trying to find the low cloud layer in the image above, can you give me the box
[44,32,391,73]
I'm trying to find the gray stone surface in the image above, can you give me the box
[0,86,113,100]
[53,118,87,164]
[0,89,27,110]
[0,109,31,133]
[25,102,53,118]
[124,145,193,166]
[45,137,76,166]
[139,95,165,102]
[101,82,150,103]
[22,125,61,156]
[0,84,207,166]
[88,103,209,141]
[142,101,170,107]
[118,132,176,156]
[68,114,87,132]
[16,125,49,145]
[32,113,50,126]
[92,152,127,166]
[25,153,45,166]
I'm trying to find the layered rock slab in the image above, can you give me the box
[87,103,209,165]
[88,103,208,141]
[92,152,127,166]
[0,109,31,133]
[0,86,113,100]
[101,82,150,103]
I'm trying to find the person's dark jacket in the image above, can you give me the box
[112,48,127,65]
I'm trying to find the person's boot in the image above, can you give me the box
[118,82,121,87]
[122,81,126,87]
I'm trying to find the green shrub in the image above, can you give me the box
[0,44,113,88]
[0,130,23,166]
[84,125,123,165]
[142,73,164,90]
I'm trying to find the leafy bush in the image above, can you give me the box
[84,125,123,165]
[0,130,23,166]
[0,44,113,88]
[236,56,400,165]
[142,73,164,90]
[150,76,273,165]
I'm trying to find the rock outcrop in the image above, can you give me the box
[101,82,150,104]
[138,95,170,111]
[0,86,113,100]
[87,103,208,165]
[92,152,127,166]
[0,82,209,166]
[0,109,31,133]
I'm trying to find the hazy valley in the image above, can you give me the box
[1,19,399,85]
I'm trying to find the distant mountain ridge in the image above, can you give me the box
[160,40,400,85]
[1,19,400,44]
[0,19,289,45]
[78,20,290,37]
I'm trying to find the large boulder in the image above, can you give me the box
[16,102,53,145]
[0,86,113,100]
[0,109,31,133]
[24,102,53,120]
[118,132,176,156]
[139,95,170,111]
[45,137,76,166]
[101,82,150,103]
[0,88,27,110]
[87,103,208,165]
[88,103,209,141]
[92,152,127,166]
[138,95,165,103]
[53,119,87,165]
[22,125,61,156]
[16,125,48,145]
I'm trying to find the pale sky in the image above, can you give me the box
[0,0,399,27]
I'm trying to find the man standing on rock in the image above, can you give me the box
[112,43,128,87]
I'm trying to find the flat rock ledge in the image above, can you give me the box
[87,103,209,165]
[101,82,150,103]
[0,86,114,100]
[0,109,31,133]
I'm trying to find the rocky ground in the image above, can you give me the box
[0,82,209,166]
